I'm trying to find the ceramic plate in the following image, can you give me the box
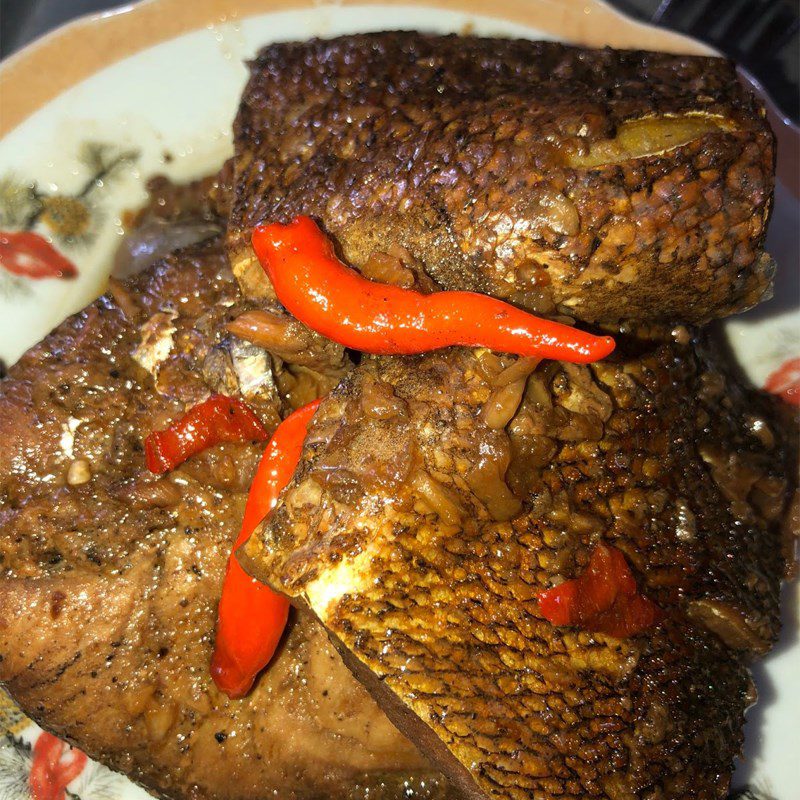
[0,2,797,798]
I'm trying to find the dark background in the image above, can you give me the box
[0,0,798,124]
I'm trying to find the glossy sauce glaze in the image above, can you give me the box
[0,226,454,798]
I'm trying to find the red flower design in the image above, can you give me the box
[29,732,87,800]
[764,357,800,406]
[0,231,78,280]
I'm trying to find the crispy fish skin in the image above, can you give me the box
[229,32,774,324]
[242,342,793,800]
[0,240,454,800]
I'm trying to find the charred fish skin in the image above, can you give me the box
[0,239,454,800]
[229,32,774,324]
[242,341,793,800]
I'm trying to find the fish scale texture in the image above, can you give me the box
[229,32,774,323]
[0,239,453,800]
[243,343,794,800]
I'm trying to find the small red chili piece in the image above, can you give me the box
[538,544,663,638]
[211,398,322,698]
[144,395,269,475]
[764,357,800,406]
[251,216,615,364]
[0,231,78,279]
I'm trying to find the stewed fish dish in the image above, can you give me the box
[0,32,796,800]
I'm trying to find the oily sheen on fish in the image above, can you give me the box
[229,32,774,324]
[242,341,794,800]
[0,239,454,800]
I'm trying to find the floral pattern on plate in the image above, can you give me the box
[0,691,146,800]
[0,144,138,298]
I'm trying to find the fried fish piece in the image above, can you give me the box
[0,239,453,800]
[243,340,794,800]
[229,32,774,324]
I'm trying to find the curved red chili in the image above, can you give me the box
[211,398,322,698]
[251,216,615,364]
[538,544,663,638]
[144,395,269,475]
[0,231,78,280]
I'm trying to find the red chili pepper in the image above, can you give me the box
[764,357,800,406]
[0,231,78,279]
[144,395,269,475]
[29,732,87,800]
[211,398,322,698]
[538,544,663,638]
[251,216,615,364]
